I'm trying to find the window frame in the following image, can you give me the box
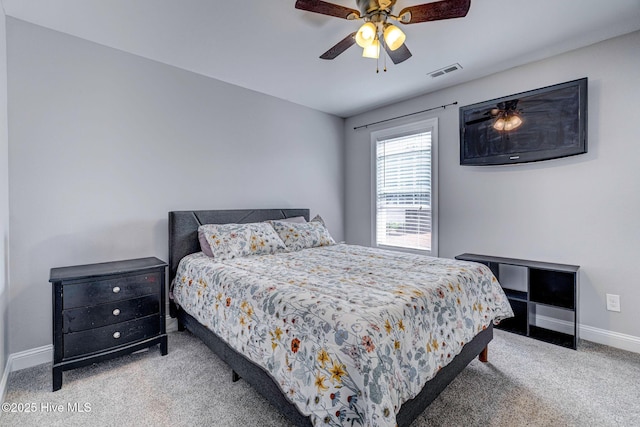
[370,118,438,256]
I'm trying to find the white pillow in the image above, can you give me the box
[198,222,287,260]
[269,219,335,251]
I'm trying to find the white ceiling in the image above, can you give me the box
[3,0,640,117]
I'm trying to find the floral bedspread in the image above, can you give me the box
[172,244,513,426]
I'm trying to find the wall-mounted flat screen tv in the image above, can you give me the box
[459,78,587,166]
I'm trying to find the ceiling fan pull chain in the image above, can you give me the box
[383,39,388,72]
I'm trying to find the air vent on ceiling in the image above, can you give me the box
[428,63,462,78]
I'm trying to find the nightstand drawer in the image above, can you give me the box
[63,295,160,333]
[63,272,160,309]
[63,314,160,359]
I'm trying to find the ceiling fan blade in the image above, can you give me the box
[465,116,494,125]
[398,0,470,24]
[295,0,360,19]
[320,32,357,60]
[384,42,412,64]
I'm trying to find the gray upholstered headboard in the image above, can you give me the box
[168,209,309,285]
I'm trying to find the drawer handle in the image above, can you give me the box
[112,286,121,294]
[113,331,121,339]
[112,308,121,316]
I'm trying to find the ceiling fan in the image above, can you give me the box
[295,0,471,65]
[464,100,524,131]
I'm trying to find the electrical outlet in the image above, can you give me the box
[606,294,621,312]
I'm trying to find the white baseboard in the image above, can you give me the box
[0,344,52,404]
[1,316,178,389]
[535,315,640,353]
[0,356,10,404]
[166,315,178,333]
[534,315,575,335]
[8,345,53,372]
[579,324,640,354]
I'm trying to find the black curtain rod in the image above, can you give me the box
[353,101,458,130]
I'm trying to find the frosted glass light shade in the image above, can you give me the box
[493,114,523,131]
[503,115,523,131]
[383,24,406,51]
[355,22,377,48]
[362,39,380,58]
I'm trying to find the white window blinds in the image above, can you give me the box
[376,131,432,251]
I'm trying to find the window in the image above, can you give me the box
[372,119,438,255]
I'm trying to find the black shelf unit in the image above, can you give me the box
[455,253,579,349]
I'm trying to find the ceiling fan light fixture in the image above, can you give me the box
[362,38,380,59]
[383,24,406,51]
[493,114,523,132]
[503,115,523,131]
[297,0,472,66]
[355,22,377,48]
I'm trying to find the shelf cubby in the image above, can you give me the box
[455,253,579,349]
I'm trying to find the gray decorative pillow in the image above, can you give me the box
[310,214,326,226]
[198,222,287,260]
[276,216,307,224]
[270,220,335,251]
[198,228,215,257]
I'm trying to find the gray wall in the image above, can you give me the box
[0,12,9,383]
[345,31,640,344]
[7,19,344,354]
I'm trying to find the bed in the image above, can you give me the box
[168,209,513,426]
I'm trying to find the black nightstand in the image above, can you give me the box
[49,257,168,391]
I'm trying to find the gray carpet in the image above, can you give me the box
[2,329,639,426]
